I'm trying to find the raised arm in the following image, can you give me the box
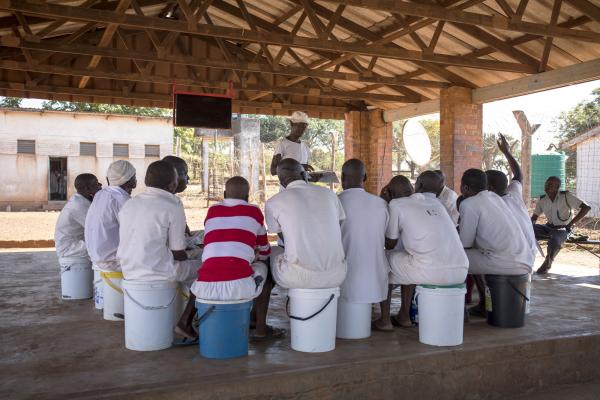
[497,133,522,182]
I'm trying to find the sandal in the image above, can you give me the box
[249,326,286,341]
[172,336,199,347]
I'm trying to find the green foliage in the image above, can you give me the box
[41,100,172,117]
[554,87,600,188]
[482,133,521,174]
[174,127,197,155]
[0,97,23,108]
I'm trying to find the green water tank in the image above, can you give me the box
[530,152,566,198]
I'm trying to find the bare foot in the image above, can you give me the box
[175,324,197,340]
[372,318,394,332]
[391,314,413,328]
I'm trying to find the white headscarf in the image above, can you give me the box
[107,160,136,186]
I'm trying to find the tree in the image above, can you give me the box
[555,87,600,187]
[0,97,23,108]
[41,100,171,117]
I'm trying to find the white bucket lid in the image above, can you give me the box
[288,287,340,299]
[196,298,253,305]
[416,284,466,295]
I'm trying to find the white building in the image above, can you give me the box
[0,108,172,210]
[564,125,600,218]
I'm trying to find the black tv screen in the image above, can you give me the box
[174,93,232,129]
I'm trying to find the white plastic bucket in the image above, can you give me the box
[416,284,466,347]
[525,273,532,314]
[336,300,371,339]
[93,270,103,309]
[288,287,340,353]
[123,280,178,351]
[60,262,93,300]
[101,272,124,321]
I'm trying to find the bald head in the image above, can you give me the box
[145,160,177,193]
[162,155,189,193]
[277,158,305,188]
[224,176,250,200]
[341,158,366,190]
[74,173,101,201]
[416,170,443,194]
[486,169,508,195]
[388,175,414,199]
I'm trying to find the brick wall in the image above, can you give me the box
[344,109,393,195]
[440,86,483,192]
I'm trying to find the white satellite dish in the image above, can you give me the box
[403,119,432,166]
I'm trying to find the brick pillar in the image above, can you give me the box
[344,109,392,195]
[440,86,483,192]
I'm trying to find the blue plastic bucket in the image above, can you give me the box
[195,300,253,359]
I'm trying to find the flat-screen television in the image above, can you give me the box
[173,93,232,129]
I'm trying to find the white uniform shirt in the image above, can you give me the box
[459,190,533,268]
[274,138,311,164]
[118,187,188,282]
[438,185,459,226]
[502,181,537,257]
[338,188,389,303]
[54,193,91,264]
[386,192,468,271]
[265,180,347,288]
[534,190,584,226]
[84,186,130,270]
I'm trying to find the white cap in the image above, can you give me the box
[288,111,309,124]
[106,160,136,186]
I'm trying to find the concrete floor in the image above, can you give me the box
[1,249,599,400]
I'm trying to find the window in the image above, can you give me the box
[145,144,160,157]
[113,143,129,157]
[80,142,96,156]
[17,140,35,154]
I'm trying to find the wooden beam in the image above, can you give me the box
[0,0,538,72]
[383,57,600,121]
[1,37,450,89]
[321,0,600,43]
[539,0,562,72]
[563,0,600,24]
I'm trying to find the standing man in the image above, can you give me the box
[338,159,390,318]
[85,160,137,274]
[55,174,102,275]
[486,134,537,262]
[270,111,314,176]
[434,170,460,226]
[265,158,346,289]
[531,176,590,274]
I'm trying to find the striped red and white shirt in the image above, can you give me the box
[198,198,271,282]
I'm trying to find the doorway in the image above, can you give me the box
[49,157,67,201]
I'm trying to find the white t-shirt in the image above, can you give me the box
[118,187,190,282]
[533,190,584,226]
[55,193,91,264]
[437,186,459,226]
[84,186,130,270]
[502,181,537,258]
[265,180,347,288]
[386,192,468,271]
[274,138,311,164]
[459,190,533,268]
[338,188,389,303]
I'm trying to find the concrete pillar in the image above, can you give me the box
[344,109,393,195]
[440,86,483,192]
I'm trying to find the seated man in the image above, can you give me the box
[55,174,102,273]
[338,159,390,311]
[434,169,459,226]
[459,169,533,315]
[376,172,469,329]
[265,158,347,289]
[85,160,137,273]
[486,134,537,262]
[531,176,590,274]
[162,155,195,239]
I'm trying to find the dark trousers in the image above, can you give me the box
[534,224,569,260]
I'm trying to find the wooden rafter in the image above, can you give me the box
[563,0,600,24]
[539,0,562,72]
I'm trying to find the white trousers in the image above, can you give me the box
[387,250,467,285]
[191,261,268,301]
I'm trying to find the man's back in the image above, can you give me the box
[438,185,459,225]
[266,180,346,286]
[55,193,90,262]
[387,193,467,270]
[85,186,129,266]
[118,187,187,281]
[503,181,537,257]
[459,190,532,267]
